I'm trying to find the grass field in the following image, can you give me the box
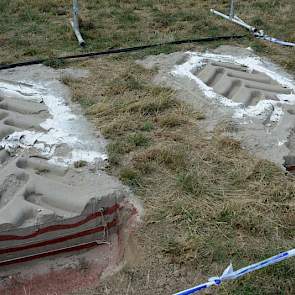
[0,0,294,71]
[1,1,295,294]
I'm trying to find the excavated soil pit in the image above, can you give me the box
[138,45,295,169]
[196,61,292,106]
[0,66,140,294]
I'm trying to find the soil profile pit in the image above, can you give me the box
[0,65,140,294]
[196,61,292,106]
[138,45,295,169]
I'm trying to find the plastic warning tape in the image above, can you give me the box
[173,248,295,295]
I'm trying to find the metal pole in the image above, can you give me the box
[71,0,85,47]
[210,1,295,47]
[210,9,257,32]
[229,0,235,19]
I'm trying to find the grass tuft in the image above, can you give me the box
[74,160,87,168]
[43,58,66,68]
[127,133,150,147]
[120,167,141,187]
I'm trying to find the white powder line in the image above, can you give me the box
[172,52,295,122]
[0,80,43,103]
[0,80,107,166]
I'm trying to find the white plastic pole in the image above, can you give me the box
[229,0,235,19]
[71,0,85,47]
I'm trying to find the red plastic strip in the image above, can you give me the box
[0,219,117,255]
[0,241,99,267]
[0,203,119,241]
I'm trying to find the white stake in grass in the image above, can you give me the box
[71,0,85,47]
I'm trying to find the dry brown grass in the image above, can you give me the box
[68,56,295,295]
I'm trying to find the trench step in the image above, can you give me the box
[197,62,292,106]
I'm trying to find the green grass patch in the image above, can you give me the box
[1,0,294,73]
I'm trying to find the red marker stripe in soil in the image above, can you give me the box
[285,164,295,172]
[0,219,117,255]
[0,203,120,241]
[0,241,99,267]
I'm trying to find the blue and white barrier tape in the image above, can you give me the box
[260,36,295,47]
[254,31,295,47]
[173,248,295,295]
